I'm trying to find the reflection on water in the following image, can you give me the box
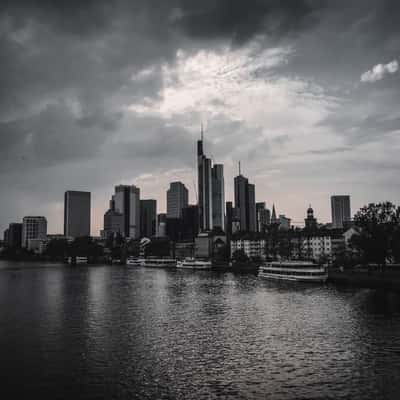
[1,260,400,399]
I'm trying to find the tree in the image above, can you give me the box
[351,202,400,267]
[45,238,69,259]
[232,249,249,263]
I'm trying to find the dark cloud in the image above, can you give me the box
[175,0,321,44]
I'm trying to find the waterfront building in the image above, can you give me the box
[64,191,91,238]
[226,201,233,237]
[331,195,351,229]
[212,164,225,230]
[22,216,47,249]
[167,182,188,219]
[140,199,157,237]
[230,235,266,260]
[113,185,141,239]
[234,171,256,232]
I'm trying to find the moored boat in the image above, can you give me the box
[142,257,177,268]
[126,257,144,266]
[258,260,328,283]
[177,258,212,270]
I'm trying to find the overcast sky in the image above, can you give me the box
[1,0,400,234]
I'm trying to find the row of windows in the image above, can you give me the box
[262,270,326,277]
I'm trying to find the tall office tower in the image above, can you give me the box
[7,223,22,247]
[225,201,233,237]
[167,182,188,219]
[140,199,157,238]
[182,205,199,241]
[212,164,225,230]
[103,209,124,238]
[114,185,141,239]
[234,171,256,232]
[22,216,47,248]
[331,195,351,228]
[197,129,213,231]
[156,213,167,237]
[64,191,91,238]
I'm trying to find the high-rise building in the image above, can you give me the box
[22,216,47,248]
[140,199,157,238]
[197,129,213,231]
[167,182,188,219]
[212,164,225,230]
[226,201,233,237]
[182,205,199,241]
[64,191,91,238]
[103,209,124,239]
[331,195,351,229]
[256,202,270,233]
[156,213,167,237]
[114,185,140,238]
[6,223,22,247]
[234,171,256,232]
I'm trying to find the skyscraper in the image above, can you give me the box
[64,191,91,238]
[22,216,47,248]
[256,202,270,233]
[182,205,199,241]
[212,164,225,230]
[140,199,157,238]
[114,185,140,239]
[197,129,213,231]
[331,195,351,228]
[166,182,188,219]
[234,171,256,232]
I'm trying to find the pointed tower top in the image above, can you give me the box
[271,204,277,221]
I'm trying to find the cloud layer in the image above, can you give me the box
[1,0,400,234]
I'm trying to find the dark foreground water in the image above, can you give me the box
[1,261,400,399]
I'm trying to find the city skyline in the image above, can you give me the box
[1,1,400,235]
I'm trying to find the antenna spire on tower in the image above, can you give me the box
[201,123,204,142]
[238,161,241,175]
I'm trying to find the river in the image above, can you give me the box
[1,260,399,399]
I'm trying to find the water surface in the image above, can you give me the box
[1,260,400,399]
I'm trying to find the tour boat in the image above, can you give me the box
[177,258,212,270]
[142,257,177,268]
[258,260,328,283]
[67,256,88,265]
[126,257,144,266]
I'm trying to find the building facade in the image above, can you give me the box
[6,223,22,247]
[197,134,213,231]
[22,216,47,249]
[114,185,140,239]
[234,174,256,232]
[64,191,91,238]
[212,164,225,230]
[140,199,157,237]
[166,182,188,219]
[331,195,351,229]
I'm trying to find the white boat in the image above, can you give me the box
[126,257,144,266]
[258,260,328,283]
[67,256,88,265]
[142,257,177,268]
[177,258,212,270]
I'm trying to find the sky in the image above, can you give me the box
[1,0,400,235]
